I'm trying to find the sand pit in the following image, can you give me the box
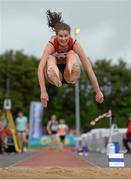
[0,166,131,179]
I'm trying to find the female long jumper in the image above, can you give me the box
[38,10,104,107]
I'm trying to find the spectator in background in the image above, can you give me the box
[43,127,48,135]
[16,111,28,152]
[58,119,68,150]
[47,114,59,149]
[70,128,77,135]
[123,116,131,154]
[0,121,6,153]
[0,121,12,153]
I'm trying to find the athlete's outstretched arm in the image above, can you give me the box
[38,43,54,107]
[46,121,51,134]
[73,41,104,103]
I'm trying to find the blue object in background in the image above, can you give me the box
[113,142,120,153]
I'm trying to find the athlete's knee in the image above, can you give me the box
[67,50,76,58]
[47,55,56,64]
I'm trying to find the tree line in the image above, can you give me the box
[0,50,131,132]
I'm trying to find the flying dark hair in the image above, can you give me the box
[46,10,71,34]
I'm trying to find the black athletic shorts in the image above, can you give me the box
[51,130,57,135]
[57,64,68,84]
[59,135,65,143]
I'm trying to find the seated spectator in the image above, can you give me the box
[0,121,4,153]
[0,121,13,153]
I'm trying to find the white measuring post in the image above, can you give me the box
[106,110,116,155]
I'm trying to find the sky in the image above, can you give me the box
[0,0,131,64]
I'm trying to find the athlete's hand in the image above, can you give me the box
[95,90,104,104]
[40,91,49,108]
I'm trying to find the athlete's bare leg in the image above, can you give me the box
[64,50,81,84]
[44,55,62,87]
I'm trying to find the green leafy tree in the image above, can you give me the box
[0,51,131,131]
[0,50,39,116]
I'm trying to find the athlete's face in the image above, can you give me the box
[51,115,57,121]
[18,112,23,117]
[57,30,70,47]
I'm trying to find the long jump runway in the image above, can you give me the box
[0,148,131,179]
[13,147,93,168]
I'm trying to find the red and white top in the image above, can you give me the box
[58,124,68,136]
[49,36,76,60]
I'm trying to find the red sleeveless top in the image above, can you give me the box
[50,36,76,53]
